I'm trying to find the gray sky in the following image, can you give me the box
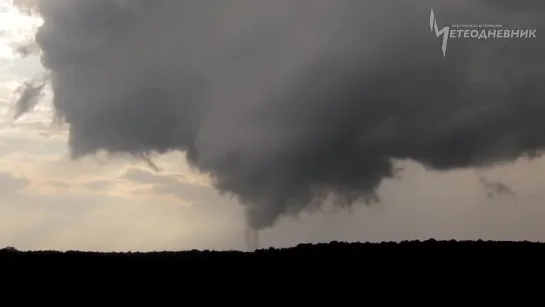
[1,0,545,252]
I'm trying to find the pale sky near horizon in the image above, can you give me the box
[1,0,545,252]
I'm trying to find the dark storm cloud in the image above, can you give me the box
[14,0,545,230]
[11,74,48,120]
[479,177,516,200]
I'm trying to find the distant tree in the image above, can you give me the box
[0,246,17,253]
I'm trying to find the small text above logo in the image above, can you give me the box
[429,8,537,57]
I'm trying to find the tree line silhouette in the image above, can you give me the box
[2,239,545,270]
